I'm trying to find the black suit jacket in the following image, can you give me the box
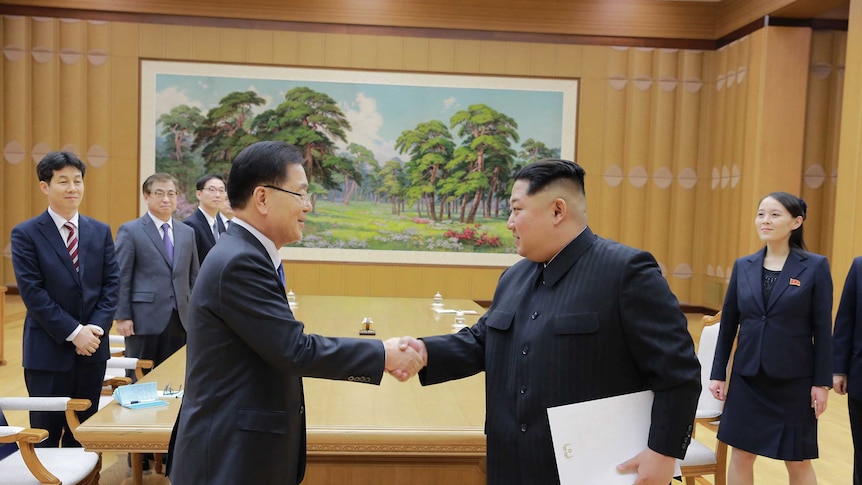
[835,257,862,399]
[711,248,832,385]
[183,208,225,264]
[419,227,701,484]
[11,211,120,371]
[170,223,386,485]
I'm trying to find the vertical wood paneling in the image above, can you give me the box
[219,28,245,63]
[376,36,403,71]
[529,44,556,76]
[802,31,845,260]
[831,0,862,301]
[452,40,480,74]
[164,25,193,60]
[2,16,31,286]
[401,37,429,72]
[273,31,301,66]
[343,263,372,296]
[246,29,273,64]
[192,27,220,61]
[393,266,422,297]
[349,35,377,70]
[85,22,112,223]
[667,50,704,303]
[619,48,652,249]
[298,32,326,67]
[138,24,166,58]
[477,41,504,74]
[323,33,351,68]
[317,263,346,296]
[428,38,455,73]
[595,46,626,241]
[1,13,847,306]
[503,42,530,76]
[644,49,677,271]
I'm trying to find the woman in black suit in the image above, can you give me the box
[709,192,833,484]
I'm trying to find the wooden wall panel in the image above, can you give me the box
[376,36,403,72]
[665,51,704,304]
[802,30,845,259]
[0,12,848,308]
[832,0,862,306]
[272,31,301,66]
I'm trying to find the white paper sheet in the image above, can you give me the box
[547,390,680,484]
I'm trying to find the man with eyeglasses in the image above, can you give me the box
[184,173,228,264]
[168,141,423,485]
[115,173,199,372]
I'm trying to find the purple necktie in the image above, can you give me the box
[162,222,174,265]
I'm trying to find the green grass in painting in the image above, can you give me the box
[291,199,515,253]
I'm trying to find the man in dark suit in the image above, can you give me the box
[833,257,862,484]
[115,173,199,369]
[10,151,120,447]
[169,141,422,485]
[401,159,701,484]
[183,173,227,264]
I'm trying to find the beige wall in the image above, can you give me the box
[0,17,849,308]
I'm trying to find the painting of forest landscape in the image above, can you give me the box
[140,61,577,260]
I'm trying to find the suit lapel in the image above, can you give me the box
[766,251,808,312]
[77,216,90,281]
[741,250,766,312]
[196,210,216,245]
[143,215,172,267]
[216,215,226,235]
[36,212,80,282]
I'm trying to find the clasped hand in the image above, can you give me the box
[383,336,428,382]
[73,324,104,356]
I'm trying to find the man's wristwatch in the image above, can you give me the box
[821,386,833,391]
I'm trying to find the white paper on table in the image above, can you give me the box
[432,308,479,314]
[547,390,681,484]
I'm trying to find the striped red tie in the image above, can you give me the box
[64,222,79,271]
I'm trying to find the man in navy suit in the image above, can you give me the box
[184,173,227,264]
[115,173,198,370]
[11,151,120,447]
[834,257,862,484]
[169,141,422,485]
[401,159,701,484]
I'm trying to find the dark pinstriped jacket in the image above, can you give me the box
[420,226,701,485]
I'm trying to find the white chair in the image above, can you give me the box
[99,357,154,409]
[680,311,728,485]
[0,397,100,485]
[108,334,125,357]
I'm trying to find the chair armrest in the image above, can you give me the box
[0,426,47,444]
[0,427,61,484]
[0,397,91,432]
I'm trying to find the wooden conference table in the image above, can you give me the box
[75,295,488,485]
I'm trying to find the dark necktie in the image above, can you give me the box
[64,222,79,271]
[277,264,286,286]
[162,222,174,265]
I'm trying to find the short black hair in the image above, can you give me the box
[195,173,226,191]
[36,151,86,183]
[228,141,304,210]
[512,158,586,196]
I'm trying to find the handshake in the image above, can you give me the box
[382,336,427,382]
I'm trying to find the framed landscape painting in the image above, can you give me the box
[140,60,578,266]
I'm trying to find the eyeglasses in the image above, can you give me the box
[202,186,226,194]
[260,185,311,206]
[151,190,178,199]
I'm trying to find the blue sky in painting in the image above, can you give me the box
[156,74,564,165]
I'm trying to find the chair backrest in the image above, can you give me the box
[695,312,724,419]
